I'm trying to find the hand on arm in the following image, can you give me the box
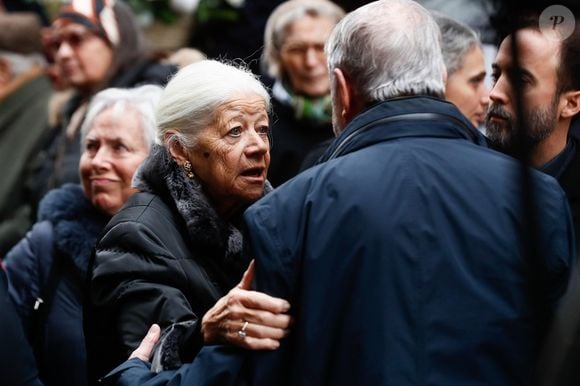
[129,261,292,362]
[201,260,292,350]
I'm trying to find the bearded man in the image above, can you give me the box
[485,16,580,251]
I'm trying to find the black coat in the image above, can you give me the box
[559,137,580,253]
[0,269,43,386]
[536,135,580,386]
[4,184,109,386]
[85,145,263,383]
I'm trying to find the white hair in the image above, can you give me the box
[262,0,345,79]
[156,60,271,151]
[0,51,45,77]
[80,84,162,149]
[326,0,446,102]
[432,12,481,76]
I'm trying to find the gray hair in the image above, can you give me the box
[262,0,345,79]
[156,60,271,151]
[432,12,481,76]
[0,51,45,78]
[80,85,162,149]
[326,0,446,103]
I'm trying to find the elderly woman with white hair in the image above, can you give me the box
[4,84,162,386]
[262,0,344,186]
[85,60,292,384]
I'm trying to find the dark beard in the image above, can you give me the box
[485,98,558,157]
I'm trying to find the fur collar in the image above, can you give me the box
[38,183,110,274]
[133,144,272,286]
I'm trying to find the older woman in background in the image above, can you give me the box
[85,60,291,384]
[4,84,162,386]
[262,0,344,186]
[434,12,490,128]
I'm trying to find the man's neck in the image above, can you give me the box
[530,122,570,167]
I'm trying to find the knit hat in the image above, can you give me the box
[53,0,120,46]
[0,12,43,54]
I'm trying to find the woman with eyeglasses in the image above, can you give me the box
[31,0,176,207]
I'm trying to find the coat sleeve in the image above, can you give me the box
[102,347,249,386]
[88,219,200,374]
[538,186,577,310]
[0,270,43,386]
[535,184,579,385]
[4,220,53,330]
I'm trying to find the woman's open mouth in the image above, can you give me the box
[240,167,265,178]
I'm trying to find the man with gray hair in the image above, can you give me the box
[0,11,53,257]
[109,1,574,385]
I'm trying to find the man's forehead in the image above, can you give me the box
[495,29,560,72]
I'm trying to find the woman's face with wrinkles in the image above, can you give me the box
[188,93,271,215]
[80,107,149,215]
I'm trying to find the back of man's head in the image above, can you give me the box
[325,0,446,104]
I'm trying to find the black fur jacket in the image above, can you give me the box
[85,144,272,382]
[132,144,271,280]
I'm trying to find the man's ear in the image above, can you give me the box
[164,131,189,165]
[560,90,580,120]
[333,67,360,124]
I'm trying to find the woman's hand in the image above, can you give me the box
[201,260,292,350]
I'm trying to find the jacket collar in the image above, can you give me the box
[38,183,110,274]
[321,96,487,162]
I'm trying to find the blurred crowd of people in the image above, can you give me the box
[1,0,580,385]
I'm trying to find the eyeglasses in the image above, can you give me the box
[44,29,98,55]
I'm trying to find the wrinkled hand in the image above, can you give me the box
[129,324,161,362]
[201,260,292,350]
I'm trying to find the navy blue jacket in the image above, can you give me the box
[107,97,575,386]
[5,184,109,386]
[0,269,43,386]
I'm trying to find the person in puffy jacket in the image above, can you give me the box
[4,85,162,386]
[84,60,292,384]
